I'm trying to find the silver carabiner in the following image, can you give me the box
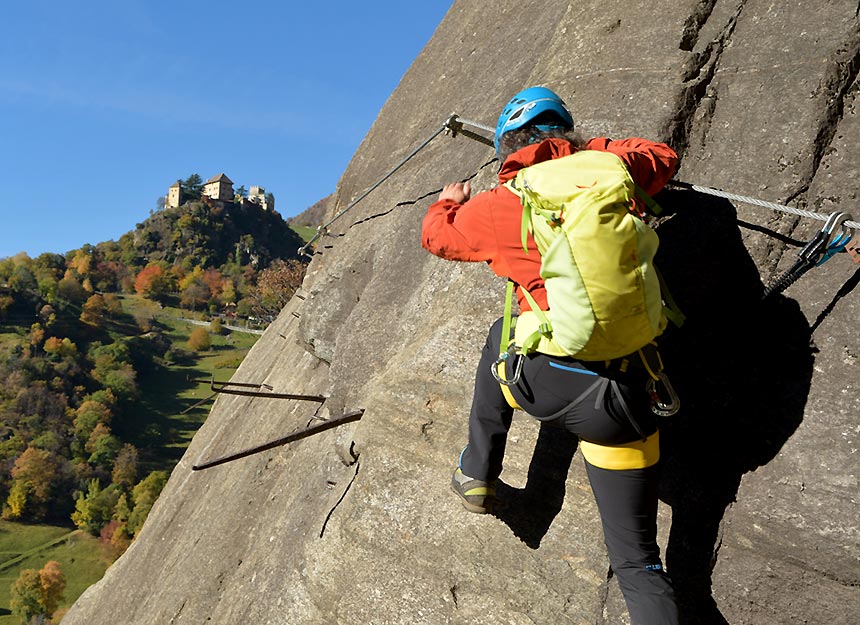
[646,372,680,417]
[491,346,524,386]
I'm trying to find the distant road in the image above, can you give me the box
[179,317,265,335]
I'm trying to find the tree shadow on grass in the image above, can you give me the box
[116,362,212,471]
[652,188,815,624]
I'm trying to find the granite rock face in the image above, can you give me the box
[64,2,859,624]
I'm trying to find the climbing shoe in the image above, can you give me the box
[451,468,495,514]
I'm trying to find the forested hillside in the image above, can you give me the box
[0,177,311,621]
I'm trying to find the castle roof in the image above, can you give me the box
[206,173,233,184]
[169,181,181,188]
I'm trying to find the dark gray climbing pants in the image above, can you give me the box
[459,318,679,625]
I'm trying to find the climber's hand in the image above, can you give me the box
[438,181,471,204]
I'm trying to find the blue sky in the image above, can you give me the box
[0,1,453,259]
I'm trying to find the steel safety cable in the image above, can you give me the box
[448,115,860,231]
[298,122,452,257]
[668,181,860,230]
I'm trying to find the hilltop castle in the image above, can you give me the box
[167,174,275,211]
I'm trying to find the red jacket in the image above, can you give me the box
[421,137,678,310]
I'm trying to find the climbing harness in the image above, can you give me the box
[490,277,679,418]
[762,211,855,298]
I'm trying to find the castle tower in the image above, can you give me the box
[203,173,234,201]
[166,181,182,208]
[248,186,275,211]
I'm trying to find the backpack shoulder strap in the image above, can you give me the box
[634,184,663,215]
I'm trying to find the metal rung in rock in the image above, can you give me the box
[190,377,326,403]
[192,409,365,471]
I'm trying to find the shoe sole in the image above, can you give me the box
[450,482,492,514]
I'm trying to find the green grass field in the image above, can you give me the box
[105,296,259,469]
[1,294,260,621]
[0,521,108,624]
[290,224,317,242]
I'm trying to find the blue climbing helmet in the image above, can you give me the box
[493,86,574,152]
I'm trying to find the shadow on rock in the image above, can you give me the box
[653,188,815,624]
[492,423,578,549]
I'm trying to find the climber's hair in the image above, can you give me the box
[497,113,585,162]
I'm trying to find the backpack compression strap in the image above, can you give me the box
[501,279,553,355]
[497,280,522,410]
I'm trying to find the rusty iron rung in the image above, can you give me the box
[192,409,365,471]
[189,377,326,403]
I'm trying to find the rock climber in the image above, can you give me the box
[421,85,680,625]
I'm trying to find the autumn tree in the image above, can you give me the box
[56,270,87,304]
[187,326,210,351]
[134,263,174,302]
[29,323,45,348]
[250,259,305,316]
[178,267,211,310]
[71,479,119,535]
[39,560,66,616]
[43,336,77,359]
[4,481,31,521]
[69,248,93,277]
[128,470,167,536]
[219,278,237,307]
[111,444,138,488]
[80,293,106,326]
[203,267,224,300]
[4,447,62,520]
[10,569,43,624]
[91,260,127,293]
[10,560,66,624]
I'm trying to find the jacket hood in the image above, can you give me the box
[497,137,577,183]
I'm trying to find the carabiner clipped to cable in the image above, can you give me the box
[763,211,855,298]
[646,372,680,417]
[806,211,854,266]
[814,212,854,265]
[491,344,524,387]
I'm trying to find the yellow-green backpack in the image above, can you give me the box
[503,149,680,361]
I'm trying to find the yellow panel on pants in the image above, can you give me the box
[580,431,660,470]
[498,370,659,471]
[498,361,522,410]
